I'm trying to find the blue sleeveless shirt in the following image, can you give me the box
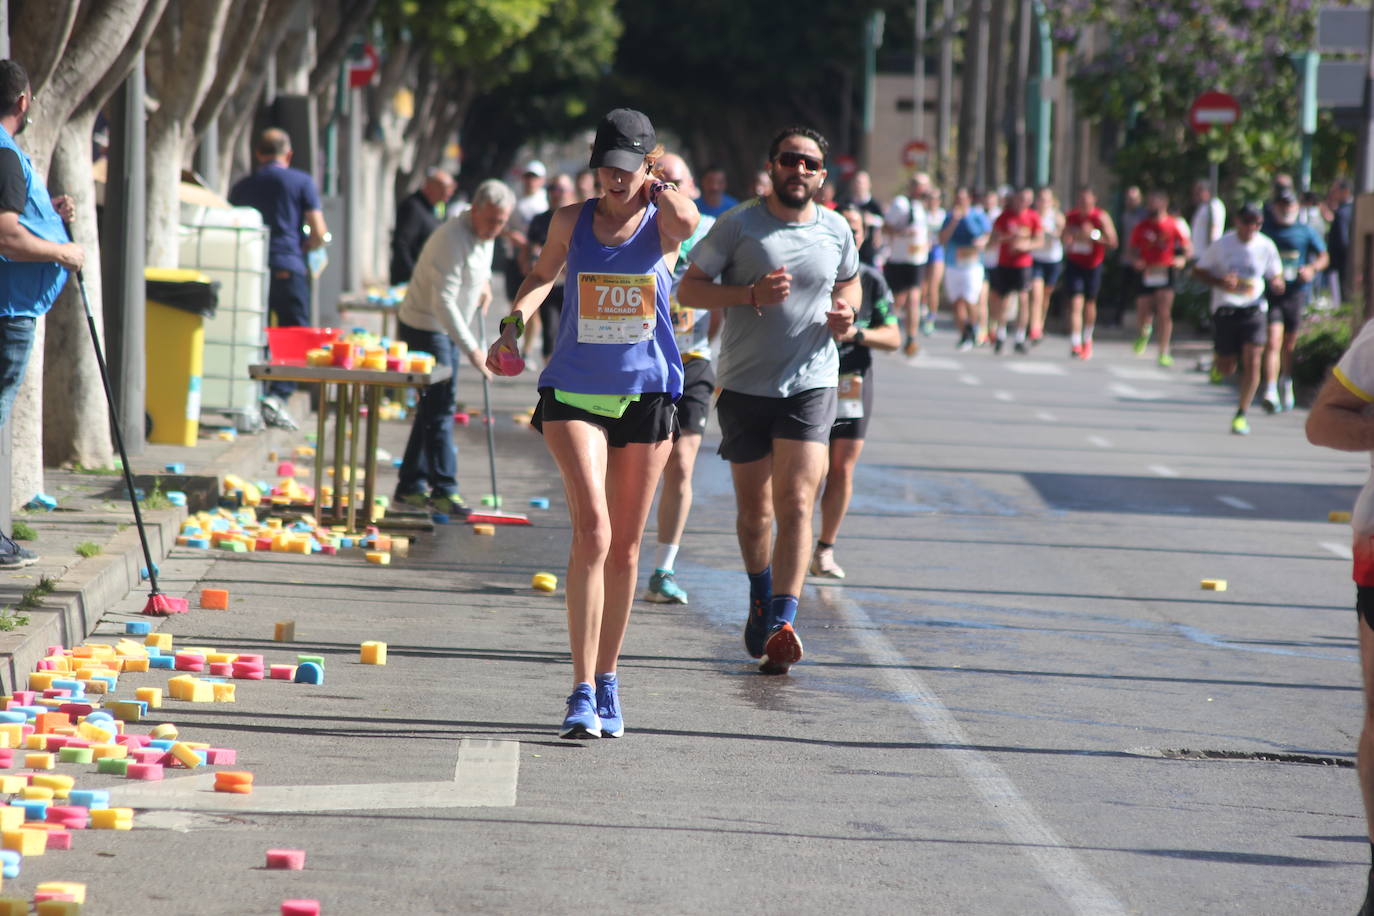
[538,199,682,398]
[0,125,70,319]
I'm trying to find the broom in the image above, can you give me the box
[67,224,188,614]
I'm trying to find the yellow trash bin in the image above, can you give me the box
[145,267,219,446]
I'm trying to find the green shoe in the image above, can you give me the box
[1209,365,1224,384]
[1157,353,1174,368]
[1132,329,1151,355]
[1231,414,1250,436]
[644,568,688,604]
[397,492,429,509]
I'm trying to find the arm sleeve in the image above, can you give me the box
[302,177,322,212]
[1335,322,1374,401]
[0,150,25,213]
[686,212,739,280]
[835,217,860,282]
[1265,239,1284,278]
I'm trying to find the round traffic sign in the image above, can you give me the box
[1189,91,1240,134]
[901,139,929,168]
[348,43,380,89]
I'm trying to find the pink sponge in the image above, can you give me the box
[127,763,164,780]
[266,848,306,870]
[281,901,319,916]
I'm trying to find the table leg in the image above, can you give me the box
[312,381,327,523]
[332,382,349,523]
[346,381,364,533]
[363,385,381,526]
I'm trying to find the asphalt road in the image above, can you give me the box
[24,330,1373,915]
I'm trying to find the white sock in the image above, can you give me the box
[655,543,679,571]
[1084,325,1094,341]
[1070,332,1082,346]
[1014,327,1027,343]
[1264,381,1278,396]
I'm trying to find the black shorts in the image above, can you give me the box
[1136,267,1176,297]
[1031,260,1063,286]
[989,265,1032,296]
[831,370,876,441]
[532,388,677,447]
[1265,287,1309,334]
[883,262,925,294]
[1212,306,1267,357]
[716,387,837,464]
[1358,586,1374,631]
[677,357,715,436]
[1062,262,1103,300]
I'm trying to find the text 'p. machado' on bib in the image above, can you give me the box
[577,272,657,344]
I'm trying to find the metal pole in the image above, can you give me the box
[100,53,147,456]
[972,0,990,186]
[1360,0,1374,193]
[914,0,927,141]
[1013,0,1031,188]
[1032,0,1053,187]
[938,0,953,174]
[1299,50,1318,191]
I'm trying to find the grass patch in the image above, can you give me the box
[10,521,35,541]
[74,541,101,558]
[16,577,55,610]
[0,609,30,632]
[140,479,172,511]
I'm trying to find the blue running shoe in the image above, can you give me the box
[759,622,804,675]
[595,674,623,738]
[644,568,688,604]
[744,595,769,659]
[559,683,601,739]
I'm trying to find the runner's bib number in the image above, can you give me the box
[837,373,864,419]
[1142,266,1170,288]
[1069,241,1094,256]
[577,272,657,344]
[1281,250,1301,283]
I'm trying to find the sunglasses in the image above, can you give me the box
[776,151,823,173]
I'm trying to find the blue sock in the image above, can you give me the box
[748,566,772,603]
[770,594,798,627]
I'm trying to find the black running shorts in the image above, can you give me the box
[532,388,677,447]
[1212,306,1267,357]
[676,357,714,436]
[716,387,837,463]
[989,265,1032,295]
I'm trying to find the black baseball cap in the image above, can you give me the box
[1237,202,1263,222]
[1275,187,1298,205]
[590,108,655,172]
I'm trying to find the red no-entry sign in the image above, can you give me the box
[1189,91,1241,134]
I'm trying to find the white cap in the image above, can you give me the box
[523,160,546,177]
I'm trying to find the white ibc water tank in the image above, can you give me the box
[178,206,269,423]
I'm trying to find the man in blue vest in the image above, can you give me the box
[0,60,85,568]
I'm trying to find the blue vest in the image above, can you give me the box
[538,200,682,398]
[0,125,69,318]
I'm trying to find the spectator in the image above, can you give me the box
[0,59,83,569]
[228,127,328,430]
[1189,179,1225,261]
[751,169,773,199]
[842,170,885,265]
[390,169,455,285]
[1327,178,1353,304]
[697,165,738,218]
[575,167,599,201]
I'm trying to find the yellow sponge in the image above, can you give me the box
[1330,510,1353,523]
[1200,579,1228,591]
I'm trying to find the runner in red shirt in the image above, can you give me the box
[987,188,1043,354]
[1061,187,1118,360]
[1127,190,1192,367]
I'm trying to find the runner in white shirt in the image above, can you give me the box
[922,187,947,336]
[1025,187,1063,348]
[884,172,931,356]
[1192,203,1284,435]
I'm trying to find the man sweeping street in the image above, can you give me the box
[0,60,83,569]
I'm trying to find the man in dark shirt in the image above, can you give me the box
[1327,178,1353,305]
[521,173,573,360]
[228,128,328,428]
[390,169,454,285]
[0,60,84,568]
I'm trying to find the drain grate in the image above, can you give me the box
[1153,748,1354,768]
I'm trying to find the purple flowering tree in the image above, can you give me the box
[1044,0,1317,202]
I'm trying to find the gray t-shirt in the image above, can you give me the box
[689,198,860,397]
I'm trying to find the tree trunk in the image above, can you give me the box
[43,111,113,469]
[985,0,1009,190]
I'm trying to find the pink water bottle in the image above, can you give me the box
[497,348,525,376]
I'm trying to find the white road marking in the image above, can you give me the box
[993,390,1014,402]
[1215,495,1255,511]
[1035,410,1057,422]
[1087,435,1112,449]
[913,356,964,371]
[1321,541,1354,560]
[1109,382,1162,401]
[119,738,519,814]
[959,374,982,386]
[825,590,1126,915]
[1147,464,1179,478]
[1007,362,1067,376]
[1108,366,1170,381]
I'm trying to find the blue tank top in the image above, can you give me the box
[538,199,682,398]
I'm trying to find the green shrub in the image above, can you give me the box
[1293,307,1354,390]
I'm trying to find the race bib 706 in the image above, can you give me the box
[576,272,657,344]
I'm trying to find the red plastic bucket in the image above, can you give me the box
[267,327,341,363]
